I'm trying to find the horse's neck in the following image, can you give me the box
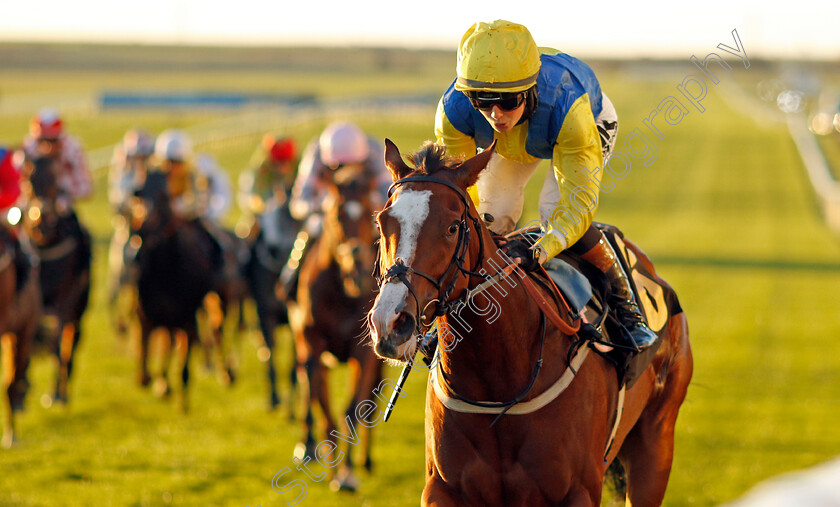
[319,212,343,260]
[437,226,550,395]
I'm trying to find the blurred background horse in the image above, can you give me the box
[22,156,91,406]
[0,232,41,447]
[243,195,299,412]
[289,164,383,491]
[130,172,221,411]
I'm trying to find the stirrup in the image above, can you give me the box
[614,307,657,350]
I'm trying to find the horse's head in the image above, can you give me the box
[323,164,380,298]
[367,139,495,360]
[128,171,175,243]
[21,156,62,245]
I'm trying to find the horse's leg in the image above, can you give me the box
[207,292,233,386]
[358,358,381,473]
[153,329,173,398]
[330,357,363,492]
[221,292,240,384]
[313,356,343,486]
[1,332,16,448]
[55,321,81,404]
[286,328,298,421]
[52,321,75,405]
[616,415,675,507]
[255,302,280,410]
[619,315,692,507]
[196,304,214,372]
[137,318,153,387]
[116,283,137,342]
[294,356,319,461]
[176,323,197,413]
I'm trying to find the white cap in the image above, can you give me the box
[319,121,369,167]
[154,129,193,163]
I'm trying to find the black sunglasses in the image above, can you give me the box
[467,91,526,111]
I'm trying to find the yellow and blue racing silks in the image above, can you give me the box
[435,50,605,259]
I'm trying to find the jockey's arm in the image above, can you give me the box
[289,140,321,221]
[63,136,93,201]
[237,169,263,215]
[0,150,21,210]
[534,95,604,261]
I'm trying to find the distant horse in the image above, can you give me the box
[0,231,41,447]
[22,156,91,406]
[289,164,383,491]
[368,141,693,507]
[242,197,299,411]
[130,172,220,411]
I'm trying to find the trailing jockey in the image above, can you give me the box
[279,121,390,301]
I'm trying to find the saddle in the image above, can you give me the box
[510,223,680,389]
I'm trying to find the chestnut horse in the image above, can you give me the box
[0,232,41,447]
[288,164,382,491]
[368,140,693,506]
[22,156,91,406]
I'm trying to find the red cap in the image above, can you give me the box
[269,137,297,163]
[30,108,63,139]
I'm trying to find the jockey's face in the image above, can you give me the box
[477,102,526,133]
[36,138,61,158]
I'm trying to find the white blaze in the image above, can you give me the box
[371,189,432,337]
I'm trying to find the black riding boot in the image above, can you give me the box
[581,234,657,351]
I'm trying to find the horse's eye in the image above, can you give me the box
[447,222,459,235]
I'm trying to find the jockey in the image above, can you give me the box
[237,134,298,245]
[0,148,21,213]
[149,129,225,267]
[22,108,93,208]
[107,129,155,296]
[109,128,155,214]
[435,20,656,350]
[279,121,390,300]
[195,152,232,223]
[151,129,202,219]
[0,147,36,291]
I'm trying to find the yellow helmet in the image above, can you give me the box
[455,20,541,93]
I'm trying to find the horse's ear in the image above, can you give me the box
[384,138,413,182]
[453,141,496,188]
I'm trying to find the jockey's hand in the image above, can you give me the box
[499,239,542,272]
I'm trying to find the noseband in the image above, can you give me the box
[375,176,489,336]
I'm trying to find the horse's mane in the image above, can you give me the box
[410,142,457,176]
[408,141,482,190]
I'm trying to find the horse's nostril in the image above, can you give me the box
[392,311,415,338]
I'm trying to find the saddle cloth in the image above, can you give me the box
[518,223,682,388]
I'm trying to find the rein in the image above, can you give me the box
[36,236,78,262]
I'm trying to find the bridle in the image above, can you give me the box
[375,175,490,336]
